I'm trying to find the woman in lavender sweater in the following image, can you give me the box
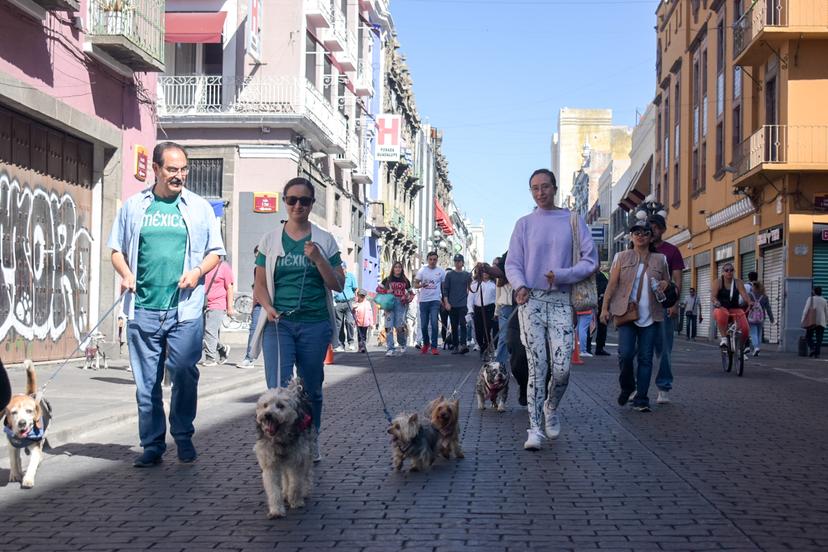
[505,169,598,451]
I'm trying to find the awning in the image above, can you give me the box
[434,199,455,235]
[617,155,652,212]
[165,12,227,44]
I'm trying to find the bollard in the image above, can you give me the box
[571,334,584,365]
[324,344,335,365]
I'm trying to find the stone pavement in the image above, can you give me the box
[1,332,826,551]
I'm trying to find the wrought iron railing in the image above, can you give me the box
[734,0,828,57]
[735,125,828,176]
[88,0,164,65]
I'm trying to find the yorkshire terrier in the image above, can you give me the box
[475,360,509,412]
[425,395,464,460]
[254,378,315,519]
[387,412,439,472]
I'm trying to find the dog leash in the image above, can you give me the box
[344,296,393,423]
[36,290,128,401]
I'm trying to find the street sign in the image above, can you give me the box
[375,114,401,161]
[590,225,605,244]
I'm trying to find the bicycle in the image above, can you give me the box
[719,317,746,377]
[82,331,108,371]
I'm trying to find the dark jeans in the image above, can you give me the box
[617,322,659,408]
[685,314,698,339]
[357,326,369,347]
[448,306,468,349]
[473,304,496,354]
[334,301,355,347]
[806,326,825,357]
[419,300,441,348]
[127,308,203,454]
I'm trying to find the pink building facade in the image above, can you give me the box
[1,0,163,362]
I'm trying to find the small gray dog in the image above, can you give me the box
[387,412,439,472]
[254,378,315,519]
[475,360,509,412]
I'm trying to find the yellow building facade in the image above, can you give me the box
[654,0,828,350]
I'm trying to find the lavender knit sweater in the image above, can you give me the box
[505,208,598,292]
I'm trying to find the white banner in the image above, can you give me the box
[375,114,401,161]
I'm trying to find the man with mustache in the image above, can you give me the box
[108,142,226,468]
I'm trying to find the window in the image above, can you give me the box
[187,159,223,198]
[323,56,333,103]
[663,97,670,167]
[693,56,700,146]
[338,77,346,115]
[692,148,699,192]
[700,141,707,193]
[732,104,742,159]
[674,79,681,161]
[673,160,679,206]
[334,193,342,226]
[305,33,317,86]
[715,122,724,170]
[733,67,742,99]
[702,49,709,136]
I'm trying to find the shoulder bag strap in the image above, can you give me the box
[570,212,579,266]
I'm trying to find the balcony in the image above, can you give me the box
[86,0,164,72]
[733,125,828,186]
[30,0,80,9]
[354,60,374,97]
[321,9,347,52]
[157,75,347,153]
[369,201,388,232]
[351,146,374,185]
[733,0,828,66]
[334,131,358,169]
[335,29,358,71]
[305,0,332,28]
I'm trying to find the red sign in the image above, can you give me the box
[134,145,148,182]
[816,194,828,212]
[375,114,401,161]
[823,229,828,241]
[253,193,278,213]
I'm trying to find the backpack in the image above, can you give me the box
[747,293,765,324]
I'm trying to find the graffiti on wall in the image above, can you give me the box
[0,170,93,347]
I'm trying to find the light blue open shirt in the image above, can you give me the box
[107,186,226,321]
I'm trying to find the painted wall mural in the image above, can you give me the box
[0,166,93,362]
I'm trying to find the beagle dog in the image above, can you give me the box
[3,360,50,489]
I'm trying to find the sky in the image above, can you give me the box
[390,0,659,261]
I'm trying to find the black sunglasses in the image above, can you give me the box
[632,230,651,237]
[284,195,314,207]
[723,268,734,272]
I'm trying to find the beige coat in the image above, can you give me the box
[605,249,670,323]
[802,295,828,328]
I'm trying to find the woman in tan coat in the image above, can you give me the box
[600,220,671,412]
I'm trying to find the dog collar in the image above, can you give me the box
[4,423,45,449]
[296,413,313,433]
[484,380,505,402]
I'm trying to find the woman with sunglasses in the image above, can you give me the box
[711,262,752,350]
[600,220,671,412]
[249,177,345,462]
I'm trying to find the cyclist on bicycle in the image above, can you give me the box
[711,262,753,349]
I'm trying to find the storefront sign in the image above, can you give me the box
[714,242,734,262]
[247,0,263,63]
[815,194,828,212]
[253,192,278,213]
[134,145,148,182]
[758,225,783,249]
[375,114,401,161]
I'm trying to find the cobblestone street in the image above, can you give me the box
[1,338,826,551]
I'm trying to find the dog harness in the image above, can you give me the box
[4,422,46,449]
[484,380,506,402]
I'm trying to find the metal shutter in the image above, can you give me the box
[741,251,756,281]
[762,247,784,345]
[812,229,828,345]
[696,265,712,338]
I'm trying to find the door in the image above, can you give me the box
[696,265,712,338]
[762,247,784,344]
[741,251,756,281]
[812,227,828,345]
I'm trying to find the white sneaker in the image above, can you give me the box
[399,346,406,354]
[347,343,357,352]
[656,390,670,404]
[334,346,345,353]
[629,390,637,402]
[236,358,254,368]
[523,429,543,451]
[544,409,561,439]
[580,351,593,358]
[719,337,728,347]
[385,349,395,357]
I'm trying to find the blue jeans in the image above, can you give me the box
[577,312,593,352]
[261,318,333,431]
[384,301,408,350]
[419,300,441,348]
[243,304,262,361]
[749,323,763,351]
[617,322,659,407]
[127,308,203,454]
[495,305,514,365]
[654,310,674,391]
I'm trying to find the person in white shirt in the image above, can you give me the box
[468,266,497,359]
[414,251,447,355]
[683,287,702,340]
[803,286,828,358]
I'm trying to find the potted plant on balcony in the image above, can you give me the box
[99,0,135,36]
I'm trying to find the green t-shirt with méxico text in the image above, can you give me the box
[255,233,341,322]
[135,195,188,310]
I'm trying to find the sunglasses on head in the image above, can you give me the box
[284,195,314,207]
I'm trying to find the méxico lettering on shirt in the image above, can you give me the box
[142,211,186,229]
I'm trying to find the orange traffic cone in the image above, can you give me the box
[571,334,584,365]
[324,344,334,365]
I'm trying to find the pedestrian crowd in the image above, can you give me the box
[24,139,818,469]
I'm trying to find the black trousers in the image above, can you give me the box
[685,314,698,339]
[0,359,10,412]
[357,326,369,346]
[473,304,496,354]
[806,326,825,357]
[586,321,607,353]
[448,306,468,349]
